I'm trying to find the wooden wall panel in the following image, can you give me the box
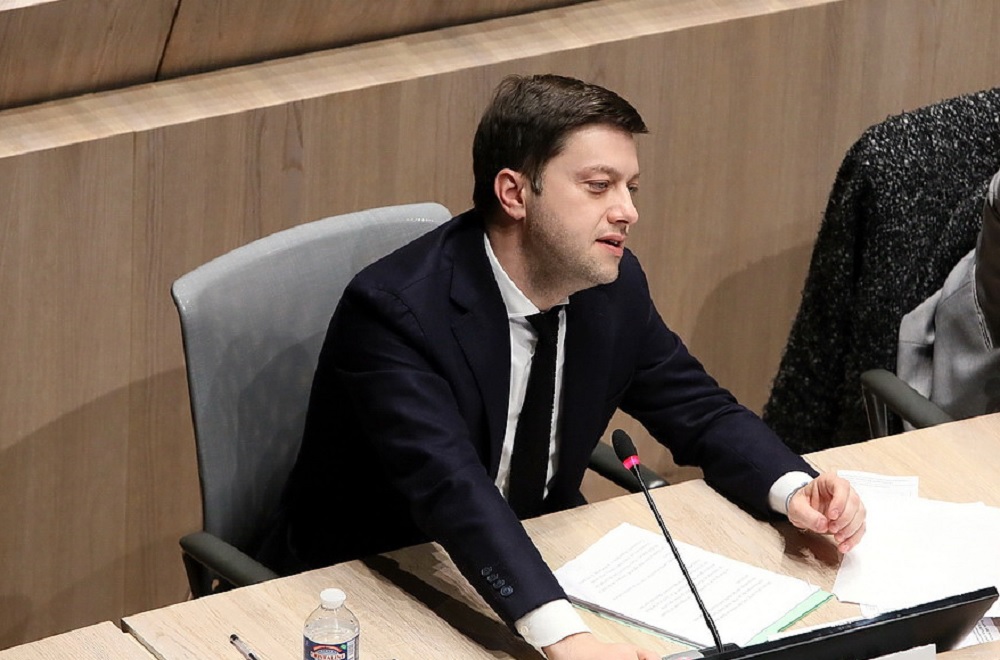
[1,0,1000,648]
[0,0,589,111]
[0,0,176,110]
[0,137,134,646]
[157,0,590,79]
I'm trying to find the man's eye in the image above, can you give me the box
[627,184,639,195]
[588,181,610,192]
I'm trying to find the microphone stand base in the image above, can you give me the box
[662,643,740,659]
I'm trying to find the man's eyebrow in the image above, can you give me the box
[577,165,641,179]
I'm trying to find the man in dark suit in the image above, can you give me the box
[285,74,866,659]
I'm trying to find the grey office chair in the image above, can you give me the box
[173,203,451,597]
[173,202,663,598]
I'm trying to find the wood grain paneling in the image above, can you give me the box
[2,0,1000,648]
[0,0,589,111]
[157,0,590,79]
[0,0,176,110]
[0,137,134,646]
[0,621,153,660]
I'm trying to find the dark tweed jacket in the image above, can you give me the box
[764,88,1000,453]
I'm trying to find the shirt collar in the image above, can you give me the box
[484,234,570,319]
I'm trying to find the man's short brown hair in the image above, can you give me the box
[472,74,648,214]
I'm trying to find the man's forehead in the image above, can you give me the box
[560,124,636,158]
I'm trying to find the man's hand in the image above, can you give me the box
[787,473,866,553]
[543,632,661,659]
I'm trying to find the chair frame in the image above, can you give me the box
[860,368,953,438]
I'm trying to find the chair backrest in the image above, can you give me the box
[172,203,451,555]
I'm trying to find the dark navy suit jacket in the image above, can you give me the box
[285,209,813,627]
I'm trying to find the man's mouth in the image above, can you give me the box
[597,235,625,248]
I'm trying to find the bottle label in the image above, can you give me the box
[304,636,358,660]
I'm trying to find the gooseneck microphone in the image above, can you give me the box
[611,429,735,657]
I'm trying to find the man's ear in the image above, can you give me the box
[494,168,528,221]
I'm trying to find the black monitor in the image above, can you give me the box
[673,586,998,660]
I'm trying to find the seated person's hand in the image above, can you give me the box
[787,473,866,553]
[543,632,661,659]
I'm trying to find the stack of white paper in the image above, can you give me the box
[834,471,1000,649]
[554,522,824,648]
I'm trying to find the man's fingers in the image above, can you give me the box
[837,520,866,553]
[832,500,867,549]
[791,474,867,553]
[828,488,863,534]
[790,496,829,534]
[820,475,851,521]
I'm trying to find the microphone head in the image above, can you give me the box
[612,429,638,462]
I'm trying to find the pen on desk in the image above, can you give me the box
[229,633,262,660]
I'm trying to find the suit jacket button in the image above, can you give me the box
[492,579,506,589]
[480,566,493,576]
[500,586,513,597]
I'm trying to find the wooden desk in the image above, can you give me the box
[123,415,1000,658]
[0,621,153,659]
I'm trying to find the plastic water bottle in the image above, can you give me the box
[303,588,360,660]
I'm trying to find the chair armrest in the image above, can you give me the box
[589,441,668,492]
[860,368,953,437]
[180,531,279,597]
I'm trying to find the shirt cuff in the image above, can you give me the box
[768,471,814,515]
[514,599,590,650]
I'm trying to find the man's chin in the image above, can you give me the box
[593,265,621,287]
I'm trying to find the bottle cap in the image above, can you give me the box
[320,588,346,609]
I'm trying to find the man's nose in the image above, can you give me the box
[611,189,639,225]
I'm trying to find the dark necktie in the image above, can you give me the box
[508,307,561,519]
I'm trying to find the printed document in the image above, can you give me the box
[554,523,825,648]
[838,470,919,499]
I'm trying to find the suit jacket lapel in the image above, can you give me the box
[447,215,511,476]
